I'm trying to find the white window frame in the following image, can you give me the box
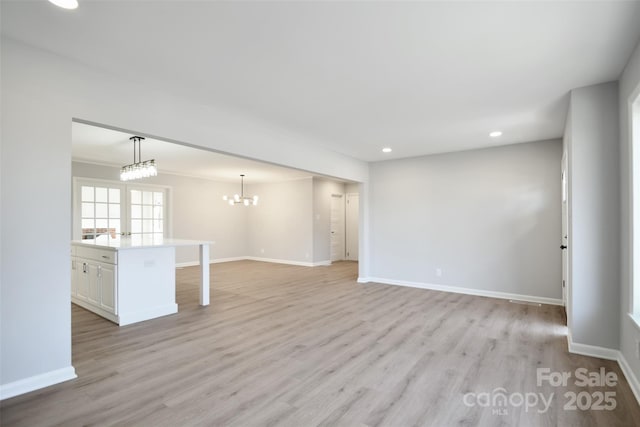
[73,177,172,241]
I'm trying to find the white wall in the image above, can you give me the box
[72,161,247,264]
[246,179,314,263]
[0,38,368,396]
[73,162,347,268]
[369,140,562,301]
[345,183,360,194]
[1,51,74,393]
[619,38,640,386]
[563,112,573,334]
[565,82,620,350]
[313,178,346,264]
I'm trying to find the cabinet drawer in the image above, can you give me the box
[75,246,117,264]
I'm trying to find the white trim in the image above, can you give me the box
[72,177,173,240]
[366,277,564,306]
[357,277,370,283]
[245,256,325,267]
[178,256,330,268]
[566,332,640,406]
[72,158,314,185]
[618,351,640,406]
[210,257,246,265]
[566,331,619,361]
[73,175,172,190]
[0,366,77,401]
[175,257,246,268]
[210,257,241,265]
[629,313,640,333]
[312,260,333,267]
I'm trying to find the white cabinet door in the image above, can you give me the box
[71,258,78,296]
[71,251,119,319]
[98,263,117,315]
[76,259,90,300]
[87,262,100,305]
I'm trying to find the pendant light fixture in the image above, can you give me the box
[120,136,158,181]
[223,174,258,206]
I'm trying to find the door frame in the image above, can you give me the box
[330,193,345,262]
[72,177,172,241]
[345,192,359,261]
[561,150,570,316]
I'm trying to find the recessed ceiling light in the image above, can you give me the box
[382,147,392,153]
[489,131,503,137]
[48,0,78,10]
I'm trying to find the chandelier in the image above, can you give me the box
[120,136,157,181]
[223,174,258,206]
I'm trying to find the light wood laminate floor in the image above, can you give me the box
[2,260,639,426]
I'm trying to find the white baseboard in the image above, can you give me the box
[175,257,246,268]
[567,331,619,361]
[0,366,77,401]
[245,256,330,267]
[566,332,640,406]
[366,276,564,306]
[618,351,640,405]
[177,257,330,268]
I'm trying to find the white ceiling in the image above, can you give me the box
[3,1,640,161]
[72,121,314,183]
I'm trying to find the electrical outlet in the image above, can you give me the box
[305,253,309,259]
[260,248,265,254]
[436,268,442,277]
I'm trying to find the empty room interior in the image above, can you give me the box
[3,1,640,426]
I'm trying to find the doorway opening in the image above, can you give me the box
[70,119,363,327]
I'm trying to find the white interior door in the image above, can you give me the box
[561,152,569,310]
[330,194,345,262]
[345,193,359,261]
[127,186,167,244]
[74,178,168,242]
[75,180,125,240]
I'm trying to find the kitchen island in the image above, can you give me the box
[71,236,211,326]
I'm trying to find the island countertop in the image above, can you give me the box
[71,236,212,322]
[72,236,213,251]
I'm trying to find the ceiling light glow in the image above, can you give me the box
[48,0,79,10]
[489,131,503,138]
[120,136,158,181]
[382,147,392,153]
